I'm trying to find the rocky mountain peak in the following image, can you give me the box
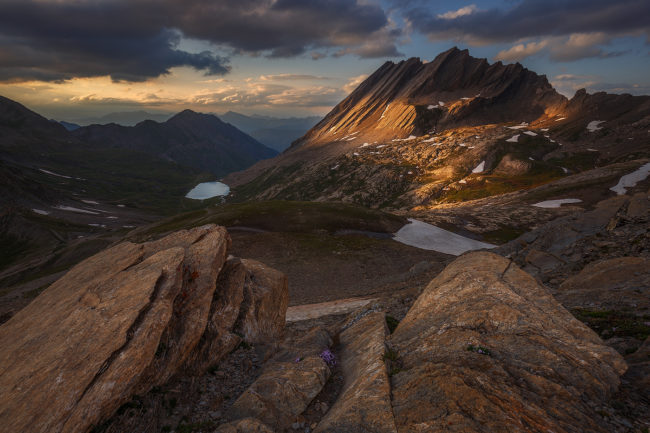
[293,48,565,149]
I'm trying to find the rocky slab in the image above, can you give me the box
[314,312,397,433]
[390,251,626,433]
[0,225,288,433]
[228,327,332,430]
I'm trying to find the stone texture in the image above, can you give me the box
[625,336,650,390]
[390,251,626,433]
[556,256,650,314]
[236,258,288,344]
[0,224,288,433]
[314,312,397,433]
[136,225,230,390]
[228,327,332,430]
[214,418,274,433]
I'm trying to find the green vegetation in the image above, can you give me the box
[547,152,600,172]
[572,309,650,341]
[140,200,406,238]
[466,344,492,356]
[386,315,400,333]
[482,226,526,244]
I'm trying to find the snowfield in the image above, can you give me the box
[532,199,582,208]
[54,206,99,215]
[523,131,537,136]
[39,169,72,179]
[609,162,650,195]
[586,120,605,132]
[506,134,520,143]
[472,161,485,173]
[393,218,495,256]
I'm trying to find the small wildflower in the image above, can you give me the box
[295,357,302,363]
[319,349,336,367]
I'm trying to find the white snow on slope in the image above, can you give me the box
[506,134,520,143]
[523,131,537,136]
[32,209,49,215]
[393,218,495,256]
[438,101,445,106]
[555,117,566,121]
[39,169,71,179]
[609,162,650,195]
[532,199,582,208]
[54,206,99,215]
[422,137,439,144]
[472,161,485,173]
[81,200,99,205]
[586,120,605,132]
[508,125,527,130]
[427,105,438,109]
[380,104,390,119]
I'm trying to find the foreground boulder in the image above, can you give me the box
[0,225,288,433]
[390,251,626,433]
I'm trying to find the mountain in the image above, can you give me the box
[73,110,277,177]
[57,120,81,131]
[220,111,320,152]
[0,96,215,292]
[65,110,173,126]
[225,47,650,216]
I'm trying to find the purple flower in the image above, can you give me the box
[319,349,336,367]
[295,357,301,363]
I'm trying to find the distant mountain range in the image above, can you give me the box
[220,111,320,152]
[59,110,320,153]
[72,110,277,178]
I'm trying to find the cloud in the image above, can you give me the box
[437,5,479,20]
[495,32,627,62]
[0,0,403,82]
[407,0,650,59]
[343,74,369,94]
[259,74,330,81]
[495,40,549,62]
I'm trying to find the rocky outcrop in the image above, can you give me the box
[497,191,650,286]
[214,418,274,433]
[0,225,288,433]
[557,256,650,314]
[314,312,396,433]
[390,251,626,432]
[228,327,333,430]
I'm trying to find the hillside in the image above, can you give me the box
[73,110,277,177]
[225,48,650,223]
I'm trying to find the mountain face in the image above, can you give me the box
[294,47,566,148]
[73,110,277,177]
[220,111,320,152]
[226,48,650,214]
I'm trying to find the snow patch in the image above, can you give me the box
[555,117,566,121]
[427,105,438,110]
[586,120,605,132]
[438,101,445,106]
[39,169,71,179]
[32,209,49,215]
[472,161,485,173]
[186,182,230,200]
[393,218,495,256]
[421,137,439,143]
[506,134,520,143]
[532,199,582,208]
[331,164,340,170]
[609,162,650,195]
[81,200,99,205]
[523,131,537,136]
[458,179,467,184]
[540,128,549,132]
[54,206,99,215]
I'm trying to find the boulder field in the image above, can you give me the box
[0,226,636,432]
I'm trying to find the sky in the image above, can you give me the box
[1,0,649,122]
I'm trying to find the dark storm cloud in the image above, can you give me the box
[0,0,401,83]
[406,0,650,44]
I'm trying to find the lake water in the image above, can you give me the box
[185,181,230,200]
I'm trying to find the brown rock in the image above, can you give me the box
[557,256,650,314]
[236,259,288,344]
[214,418,274,433]
[626,192,650,218]
[524,248,563,274]
[137,225,230,389]
[390,251,626,433]
[494,154,532,175]
[228,328,332,430]
[314,312,397,433]
[0,242,184,433]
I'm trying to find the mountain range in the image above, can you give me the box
[226,48,650,220]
